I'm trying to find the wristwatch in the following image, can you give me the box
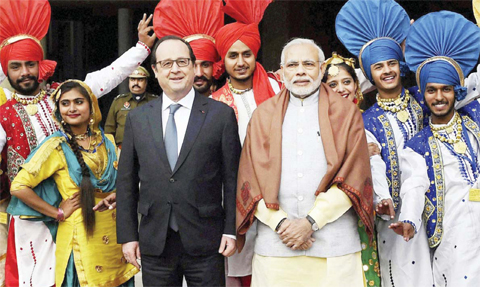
[306,215,319,231]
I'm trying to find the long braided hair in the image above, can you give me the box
[56,81,96,236]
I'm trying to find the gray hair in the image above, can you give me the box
[280,38,325,66]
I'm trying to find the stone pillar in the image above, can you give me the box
[260,1,289,71]
[118,8,132,94]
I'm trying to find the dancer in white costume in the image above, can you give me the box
[393,11,480,287]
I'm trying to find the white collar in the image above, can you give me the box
[289,89,319,107]
[162,87,195,111]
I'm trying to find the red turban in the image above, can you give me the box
[188,38,224,79]
[216,0,275,105]
[215,23,261,60]
[0,0,56,82]
[153,0,224,79]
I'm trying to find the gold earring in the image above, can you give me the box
[61,119,65,125]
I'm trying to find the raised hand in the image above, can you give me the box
[137,13,156,49]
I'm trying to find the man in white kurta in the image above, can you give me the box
[391,11,480,286]
[396,108,480,287]
[235,38,376,287]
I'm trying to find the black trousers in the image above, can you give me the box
[141,229,225,287]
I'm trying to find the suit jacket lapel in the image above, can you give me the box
[147,97,171,171]
[173,92,208,174]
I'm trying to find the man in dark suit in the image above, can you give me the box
[116,35,241,287]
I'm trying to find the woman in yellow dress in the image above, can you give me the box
[322,54,382,287]
[10,80,138,286]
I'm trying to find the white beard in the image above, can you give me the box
[284,75,322,98]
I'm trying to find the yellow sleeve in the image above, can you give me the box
[0,87,7,106]
[474,0,480,27]
[308,184,353,230]
[254,199,288,231]
[11,148,64,191]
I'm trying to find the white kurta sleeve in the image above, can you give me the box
[456,64,480,109]
[365,129,391,207]
[356,68,375,94]
[0,63,5,84]
[84,42,150,99]
[398,147,430,232]
[0,124,6,153]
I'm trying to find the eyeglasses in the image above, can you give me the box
[155,58,191,69]
[284,61,320,71]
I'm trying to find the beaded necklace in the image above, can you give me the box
[228,78,253,118]
[376,89,410,123]
[432,114,479,185]
[227,78,252,94]
[430,112,467,154]
[13,90,47,116]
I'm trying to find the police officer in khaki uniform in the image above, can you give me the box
[105,66,158,148]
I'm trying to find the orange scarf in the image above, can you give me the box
[236,84,374,251]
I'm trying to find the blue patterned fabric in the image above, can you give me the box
[363,87,427,210]
[406,101,480,247]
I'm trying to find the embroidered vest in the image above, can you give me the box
[0,99,39,184]
[407,102,480,247]
[362,87,426,210]
[212,83,238,120]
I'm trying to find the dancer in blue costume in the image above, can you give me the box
[391,11,480,287]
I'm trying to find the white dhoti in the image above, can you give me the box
[431,182,480,286]
[10,216,55,287]
[376,209,433,287]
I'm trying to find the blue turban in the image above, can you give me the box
[419,60,466,101]
[405,11,480,101]
[336,0,410,82]
[360,38,407,82]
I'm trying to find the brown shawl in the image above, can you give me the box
[236,83,374,251]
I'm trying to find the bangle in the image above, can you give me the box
[275,218,287,231]
[57,208,65,222]
[402,220,417,234]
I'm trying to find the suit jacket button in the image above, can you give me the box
[169,178,175,183]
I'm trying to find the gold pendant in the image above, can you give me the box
[454,141,467,154]
[25,104,38,116]
[397,110,409,123]
[446,127,454,134]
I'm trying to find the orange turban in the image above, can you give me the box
[153,0,224,79]
[215,0,275,105]
[0,0,56,82]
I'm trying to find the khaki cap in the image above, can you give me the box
[129,66,150,78]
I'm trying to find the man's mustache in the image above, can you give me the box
[132,85,141,89]
[17,75,37,84]
[194,76,209,82]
